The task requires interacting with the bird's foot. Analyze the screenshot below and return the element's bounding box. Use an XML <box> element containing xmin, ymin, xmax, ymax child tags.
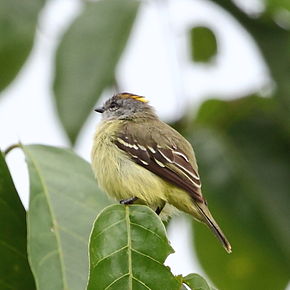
<box><xmin>155</xmin><ymin>202</ymin><xmax>165</xmax><ymax>215</ymax></box>
<box><xmin>120</xmin><ymin>196</ymin><xmax>138</xmax><ymax>205</ymax></box>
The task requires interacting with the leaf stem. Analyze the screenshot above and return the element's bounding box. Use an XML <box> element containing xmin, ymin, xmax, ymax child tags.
<box><xmin>4</xmin><ymin>143</ymin><xmax>21</xmax><ymax>156</ymax></box>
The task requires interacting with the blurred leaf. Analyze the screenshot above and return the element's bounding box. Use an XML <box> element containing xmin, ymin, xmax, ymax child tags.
<box><xmin>182</xmin><ymin>273</ymin><xmax>214</xmax><ymax>290</ymax></box>
<box><xmin>53</xmin><ymin>0</ymin><xmax>140</xmax><ymax>144</ymax></box>
<box><xmin>190</xmin><ymin>26</ymin><xmax>218</xmax><ymax>63</ymax></box>
<box><xmin>0</xmin><ymin>0</ymin><xmax>43</xmax><ymax>92</ymax></box>
<box><xmin>211</xmin><ymin>0</ymin><xmax>290</xmax><ymax>116</ymax></box>
<box><xmin>187</xmin><ymin>96</ymin><xmax>290</xmax><ymax>290</ymax></box>
<box><xmin>244</xmin><ymin>20</ymin><xmax>290</xmax><ymax>115</ymax></box>
<box><xmin>22</xmin><ymin>145</ymin><xmax>110</xmax><ymax>290</ymax></box>
<box><xmin>87</xmin><ymin>204</ymin><xmax>181</xmax><ymax>290</ymax></box>
<box><xmin>0</xmin><ymin>151</ymin><xmax>35</xmax><ymax>289</ymax></box>
<box><xmin>263</xmin><ymin>0</ymin><xmax>290</xmax><ymax>14</ymax></box>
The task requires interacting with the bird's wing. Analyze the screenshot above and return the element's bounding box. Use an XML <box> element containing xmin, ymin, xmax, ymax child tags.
<box><xmin>114</xmin><ymin>122</ymin><xmax>205</xmax><ymax>203</ymax></box>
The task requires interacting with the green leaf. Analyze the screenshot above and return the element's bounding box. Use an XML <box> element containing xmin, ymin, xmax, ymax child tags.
<box><xmin>22</xmin><ymin>145</ymin><xmax>111</xmax><ymax>290</ymax></box>
<box><xmin>87</xmin><ymin>204</ymin><xmax>181</xmax><ymax>290</ymax></box>
<box><xmin>0</xmin><ymin>151</ymin><xmax>35</xmax><ymax>289</ymax></box>
<box><xmin>211</xmin><ymin>0</ymin><xmax>290</xmax><ymax>117</ymax></box>
<box><xmin>53</xmin><ymin>0</ymin><xmax>140</xmax><ymax>144</ymax></box>
<box><xmin>243</xmin><ymin>20</ymin><xmax>290</xmax><ymax>116</ymax></box>
<box><xmin>182</xmin><ymin>273</ymin><xmax>214</xmax><ymax>290</ymax></box>
<box><xmin>0</xmin><ymin>0</ymin><xmax>43</xmax><ymax>92</ymax></box>
<box><xmin>263</xmin><ymin>0</ymin><xmax>290</xmax><ymax>15</ymax></box>
<box><xmin>190</xmin><ymin>26</ymin><xmax>218</xmax><ymax>63</ymax></box>
<box><xmin>188</xmin><ymin>96</ymin><xmax>290</xmax><ymax>290</ymax></box>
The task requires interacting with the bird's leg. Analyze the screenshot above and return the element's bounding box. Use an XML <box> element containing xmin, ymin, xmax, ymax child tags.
<box><xmin>155</xmin><ymin>201</ymin><xmax>165</xmax><ymax>215</ymax></box>
<box><xmin>120</xmin><ymin>196</ymin><xmax>138</xmax><ymax>205</ymax></box>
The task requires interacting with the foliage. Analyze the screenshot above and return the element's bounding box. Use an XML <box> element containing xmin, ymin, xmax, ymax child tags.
<box><xmin>0</xmin><ymin>0</ymin><xmax>289</xmax><ymax>289</ymax></box>
<box><xmin>0</xmin><ymin>147</ymin><xmax>213</xmax><ymax>289</ymax></box>
<box><xmin>23</xmin><ymin>145</ymin><xmax>110</xmax><ymax>290</ymax></box>
<box><xmin>190</xmin><ymin>26</ymin><xmax>217</xmax><ymax>63</ymax></box>
<box><xmin>53</xmin><ymin>0</ymin><xmax>140</xmax><ymax>143</ymax></box>
<box><xmin>0</xmin><ymin>0</ymin><xmax>43</xmax><ymax>92</ymax></box>
<box><xmin>189</xmin><ymin>97</ymin><xmax>290</xmax><ymax>289</ymax></box>
<box><xmin>0</xmin><ymin>152</ymin><xmax>35</xmax><ymax>289</ymax></box>
<box><xmin>87</xmin><ymin>204</ymin><xmax>181</xmax><ymax>290</ymax></box>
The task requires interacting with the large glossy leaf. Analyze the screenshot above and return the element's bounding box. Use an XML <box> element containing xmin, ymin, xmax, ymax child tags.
<box><xmin>87</xmin><ymin>204</ymin><xmax>181</xmax><ymax>290</ymax></box>
<box><xmin>0</xmin><ymin>0</ymin><xmax>43</xmax><ymax>92</ymax></box>
<box><xmin>22</xmin><ymin>145</ymin><xmax>110</xmax><ymax>290</ymax></box>
<box><xmin>0</xmin><ymin>151</ymin><xmax>35</xmax><ymax>289</ymax></box>
<box><xmin>53</xmin><ymin>0</ymin><xmax>140</xmax><ymax>144</ymax></box>
<box><xmin>187</xmin><ymin>96</ymin><xmax>290</xmax><ymax>290</ymax></box>
<box><xmin>190</xmin><ymin>26</ymin><xmax>217</xmax><ymax>63</ymax></box>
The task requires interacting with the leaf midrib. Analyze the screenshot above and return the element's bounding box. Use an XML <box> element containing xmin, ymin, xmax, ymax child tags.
<box><xmin>25</xmin><ymin>148</ymin><xmax>68</xmax><ymax>290</ymax></box>
<box><xmin>125</xmin><ymin>206</ymin><xmax>133</xmax><ymax>290</ymax></box>
<box><xmin>99</xmin><ymin>210</ymin><xmax>163</xmax><ymax>290</ymax></box>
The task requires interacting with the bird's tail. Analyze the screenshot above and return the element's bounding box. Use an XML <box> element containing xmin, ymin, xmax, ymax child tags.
<box><xmin>196</xmin><ymin>203</ymin><xmax>232</xmax><ymax>253</ymax></box>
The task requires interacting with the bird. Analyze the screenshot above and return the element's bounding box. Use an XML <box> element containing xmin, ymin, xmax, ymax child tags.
<box><xmin>91</xmin><ymin>92</ymin><xmax>231</xmax><ymax>253</ymax></box>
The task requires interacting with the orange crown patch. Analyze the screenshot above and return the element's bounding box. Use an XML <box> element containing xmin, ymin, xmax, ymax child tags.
<box><xmin>118</xmin><ymin>92</ymin><xmax>149</xmax><ymax>103</ymax></box>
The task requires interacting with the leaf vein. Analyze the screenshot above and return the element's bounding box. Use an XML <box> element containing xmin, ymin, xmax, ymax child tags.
<box><xmin>38</xmin><ymin>250</ymin><xmax>58</xmax><ymax>267</ymax></box>
<box><xmin>24</xmin><ymin>148</ymin><xmax>68</xmax><ymax>289</ymax></box>
<box><xmin>93</xmin><ymin>245</ymin><xmax>128</xmax><ymax>268</ymax></box>
<box><xmin>0</xmin><ymin>240</ymin><xmax>27</xmax><ymax>259</ymax></box>
<box><xmin>132</xmin><ymin>248</ymin><xmax>163</xmax><ymax>266</ymax></box>
<box><xmin>58</xmin><ymin>225</ymin><xmax>87</xmax><ymax>244</ymax></box>
<box><xmin>93</xmin><ymin>219</ymin><xmax>125</xmax><ymax>239</ymax></box>
<box><xmin>126</xmin><ymin>207</ymin><xmax>133</xmax><ymax>290</ymax></box>
<box><xmin>132</xmin><ymin>277</ymin><xmax>151</xmax><ymax>289</ymax></box>
<box><xmin>57</xmin><ymin>192</ymin><xmax>97</xmax><ymax>213</ymax></box>
<box><xmin>130</xmin><ymin>221</ymin><xmax>166</xmax><ymax>242</ymax></box>
<box><xmin>104</xmin><ymin>273</ymin><xmax>129</xmax><ymax>290</ymax></box>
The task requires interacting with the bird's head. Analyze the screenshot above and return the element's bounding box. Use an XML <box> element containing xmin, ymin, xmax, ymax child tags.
<box><xmin>95</xmin><ymin>93</ymin><xmax>157</xmax><ymax>121</ymax></box>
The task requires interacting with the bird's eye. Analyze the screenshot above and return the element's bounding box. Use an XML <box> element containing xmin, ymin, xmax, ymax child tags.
<box><xmin>109</xmin><ymin>102</ymin><xmax>119</xmax><ymax>111</ymax></box>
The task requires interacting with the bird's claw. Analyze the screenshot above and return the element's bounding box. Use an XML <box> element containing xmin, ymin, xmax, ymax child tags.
<box><xmin>120</xmin><ymin>196</ymin><xmax>138</xmax><ymax>205</ymax></box>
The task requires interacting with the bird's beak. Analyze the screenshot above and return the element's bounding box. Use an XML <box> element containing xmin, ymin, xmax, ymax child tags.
<box><xmin>95</xmin><ymin>107</ymin><xmax>104</xmax><ymax>113</ymax></box>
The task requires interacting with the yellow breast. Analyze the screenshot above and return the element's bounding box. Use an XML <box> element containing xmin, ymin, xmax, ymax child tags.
<box><xmin>91</xmin><ymin>120</ymin><xmax>167</xmax><ymax>204</ymax></box>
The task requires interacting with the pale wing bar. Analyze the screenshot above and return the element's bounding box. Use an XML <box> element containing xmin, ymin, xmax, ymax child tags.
<box><xmin>157</xmin><ymin>147</ymin><xmax>201</xmax><ymax>187</ymax></box>
<box><xmin>114</xmin><ymin>136</ymin><xmax>204</xmax><ymax>203</ymax></box>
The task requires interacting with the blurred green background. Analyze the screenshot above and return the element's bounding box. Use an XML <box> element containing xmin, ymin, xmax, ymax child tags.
<box><xmin>0</xmin><ymin>0</ymin><xmax>289</xmax><ymax>289</ymax></box>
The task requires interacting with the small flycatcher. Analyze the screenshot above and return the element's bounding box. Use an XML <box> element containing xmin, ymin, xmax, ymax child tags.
<box><xmin>91</xmin><ymin>92</ymin><xmax>231</xmax><ymax>253</ymax></box>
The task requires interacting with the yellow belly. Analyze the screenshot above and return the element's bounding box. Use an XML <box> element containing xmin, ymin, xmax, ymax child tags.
<box><xmin>91</xmin><ymin>121</ymin><xmax>167</xmax><ymax>206</ymax></box>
